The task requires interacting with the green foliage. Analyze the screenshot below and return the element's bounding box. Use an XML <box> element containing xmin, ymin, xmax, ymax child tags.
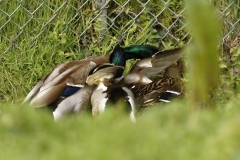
<box><xmin>212</xmin><ymin>0</ymin><xmax>240</xmax><ymax>38</ymax></box>
<box><xmin>107</xmin><ymin>0</ymin><xmax>187</xmax><ymax>47</ymax></box>
<box><xmin>1</xmin><ymin>101</ymin><xmax>240</xmax><ymax>160</ymax></box>
<box><xmin>0</xmin><ymin>35</ymin><xmax>84</xmax><ymax>103</ymax></box>
<box><xmin>185</xmin><ymin>0</ymin><xmax>221</xmax><ymax>109</ymax></box>
<box><xmin>218</xmin><ymin>46</ymin><xmax>240</xmax><ymax>101</ymax></box>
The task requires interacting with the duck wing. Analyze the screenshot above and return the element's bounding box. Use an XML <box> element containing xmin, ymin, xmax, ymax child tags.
<box><xmin>23</xmin><ymin>54</ymin><xmax>110</xmax><ymax>107</ymax></box>
<box><xmin>53</xmin><ymin>85</ymin><xmax>94</xmax><ymax>121</ymax></box>
<box><xmin>130</xmin><ymin>47</ymin><xmax>183</xmax><ymax>78</ymax></box>
<box><xmin>66</xmin><ymin>54</ymin><xmax>110</xmax><ymax>86</ymax></box>
<box><xmin>29</xmin><ymin>64</ymin><xmax>85</xmax><ymax>108</ymax></box>
<box><xmin>86</xmin><ymin>63</ymin><xmax>124</xmax><ymax>86</ymax></box>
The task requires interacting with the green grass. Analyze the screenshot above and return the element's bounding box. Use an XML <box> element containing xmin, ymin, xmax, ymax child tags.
<box><xmin>1</xmin><ymin>100</ymin><xmax>240</xmax><ymax>160</ymax></box>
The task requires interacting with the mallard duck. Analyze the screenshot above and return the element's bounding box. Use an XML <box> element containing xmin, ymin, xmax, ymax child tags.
<box><xmin>22</xmin><ymin>45</ymin><xmax>160</xmax><ymax>119</ymax></box>
<box><xmin>117</xmin><ymin>47</ymin><xmax>183</xmax><ymax>86</ymax></box>
<box><xmin>22</xmin><ymin>58</ymin><xmax>105</xmax><ymax>107</ymax></box>
<box><xmin>131</xmin><ymin>59</ymin><xmax>185</xmax><ymax>109</ymax></box>
<box><xmin>86</xmin><ymin>63</ymin><xmax>136</xmax><ymax>122</ymax></box>
<box><xmin>84</xmin><ymin>47</ymin><xmax>183</xmax><ymax>120</ymax></box>
<box><xmin>22</xmin><ymin>45</ymin><xmax>158</xmax><ymax>105</ymax></box>
<box><xmin>83</xmin><ymin>47</ymin><xmax>184</xmax><ymax>120</ymax></box>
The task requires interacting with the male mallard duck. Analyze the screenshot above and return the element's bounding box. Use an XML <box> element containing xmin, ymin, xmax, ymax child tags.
<box><xmin>131</xmin><ymin>59</ymin><xmax>185</xmax><ymax>109</ymax></box>
<box><xmin>22</xmin><ymin>45</ymin><xmax>160</xmax><ymax>119</ymax></box>
<box><xmin>86</xmin><ymin>63</ymin><xmax>136</xmax><ymax>122</ymax></box>
<box><xmin>84</xmin><ymin>47</ymin><xmax>183</xmax><ymax>120</ymax></box>
<box><xmin>22</xmin><ymin>45</ymin><xmax>158</xmax><ymax>105</ymax></box>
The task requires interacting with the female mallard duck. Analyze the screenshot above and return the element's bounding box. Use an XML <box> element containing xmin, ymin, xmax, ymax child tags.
<box><xmin>22</xmin><ymin>45</ymin><xmax>160</xmax><ymax>119</ymax></box>
<box><xmin>86</xmin><ymin>63</ymin><xmax>136</xmax><ymax>122</ymax></box>
<box><xmin>131</xmin><ymin>59</ymin><xmax>185</xmax><ymax>109</ymax></box>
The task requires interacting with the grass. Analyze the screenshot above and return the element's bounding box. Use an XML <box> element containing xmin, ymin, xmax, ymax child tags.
<box><xmin>0</xmin><ymin>0</ymin><xmax>240</xmax><ymax>159</ymax></box>
<box><xmin>1</xmin><ymin>100</ymin><xmax>240</xmax><ymax>160</ymax></box>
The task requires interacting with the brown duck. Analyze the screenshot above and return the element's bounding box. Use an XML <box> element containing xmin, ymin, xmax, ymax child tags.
<box><xmin>131</xmin><ymin>59</ymin><xmax>185</xmax><ymax>109</ymax></box>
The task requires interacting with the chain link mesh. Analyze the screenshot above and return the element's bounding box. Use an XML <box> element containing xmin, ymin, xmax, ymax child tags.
<box><xmin>0</xmin><ymin>0</ymin><xmax>239</xmax><ymax>54</ymax></box>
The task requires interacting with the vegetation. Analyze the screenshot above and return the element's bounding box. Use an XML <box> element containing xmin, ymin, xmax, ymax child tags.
<box><xmin>0</xmin><ymin>0</ymin><xmax>239</xmax><ymax>159</ymax></box>
<box><xmin>1</xmin><ymin>100</ymin><xmax>240</xmax><ymax>160</ymax></box>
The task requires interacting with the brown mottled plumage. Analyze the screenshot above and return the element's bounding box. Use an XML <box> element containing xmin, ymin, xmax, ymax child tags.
<box><xmin>131</xmin><ymin>59</ymin><xmax>185</xmax><ymax>109</ymax></box>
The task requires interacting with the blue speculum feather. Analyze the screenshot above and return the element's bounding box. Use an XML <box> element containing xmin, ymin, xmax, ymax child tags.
<box><xmin>60</xmin><ymin>86</ymin><xmax>81</xmax><ymax>97</ymax></box>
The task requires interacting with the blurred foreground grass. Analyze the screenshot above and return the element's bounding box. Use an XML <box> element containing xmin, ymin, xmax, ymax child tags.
<box><xmin>1</xmin><ymin>100</ymin><xmax>240</xmax><ymax>160</ymax></box>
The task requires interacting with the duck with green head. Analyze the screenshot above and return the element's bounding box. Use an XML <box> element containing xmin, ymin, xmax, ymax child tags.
<box><xmin>84</xmin><ymin>47</ymin><xmax>184</xmax><ymax>121</ymax></box>
<box><xmin>22</xmin><ymin>44</ymin><xmax>159</xmax><ymax>120</ymax></box>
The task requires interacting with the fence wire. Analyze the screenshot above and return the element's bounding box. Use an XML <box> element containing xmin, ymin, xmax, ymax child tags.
<box><xmin>0</xmin><ymin>0</ymin><xmax>239</xmax><ymax>54</ymax></box>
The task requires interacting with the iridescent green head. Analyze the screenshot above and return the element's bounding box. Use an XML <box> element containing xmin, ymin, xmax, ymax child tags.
<box><xmin>110</xmin><ymin>46</ymin><xmax>126</xmax><ymax>67</ymax></box>
<box><xmin>109</xmin><ymin>46</ymin><xmax>126</xmax><ymax>78</ymax></box>
<box><xmin>109</xmin><ymin>44</ymin><xmax>160</xmax><ymax>78</ymax></box>
<box><xmin>123</xmin><ymin>45</ymin><xmax>159</xmax><ymax>60</ymax></box>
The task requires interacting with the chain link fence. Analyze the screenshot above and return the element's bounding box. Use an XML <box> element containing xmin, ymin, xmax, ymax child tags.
<box><xmin>0</xmin><ymin>0</ymin><xmax>239</xmax><ymax>54</ymax></box>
